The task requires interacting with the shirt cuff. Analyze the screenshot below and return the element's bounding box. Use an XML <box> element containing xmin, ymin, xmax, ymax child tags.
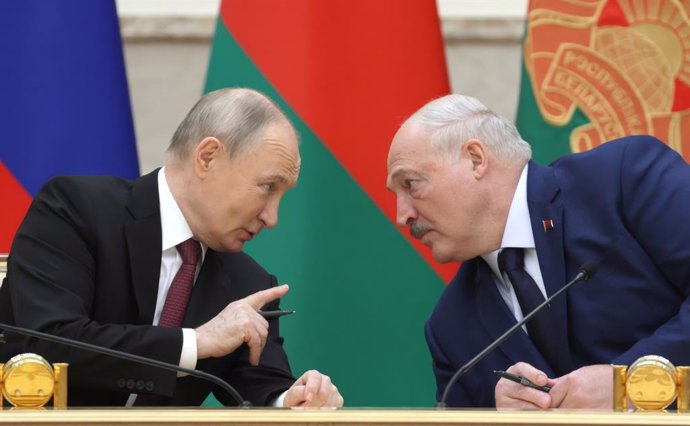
<box><xmin>178</xmin><ymin>328</ymin><xmax>198</xmax><ymax>377</ymax></box>
<box><xmin>271</xmin><ymin>390</ymin><xmax>288</xmax><ymax>407</ymax></box>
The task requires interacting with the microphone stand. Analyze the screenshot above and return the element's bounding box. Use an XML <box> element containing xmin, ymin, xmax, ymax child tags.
<box><xmin>0</xmin><ymin>322</ymin><xmax>251</xmax><ymax>407</ymax></box>
<box><xmin>437</xmin><ymin>263</ymin><xmax>597</xmax><ymax>407</ymax></box>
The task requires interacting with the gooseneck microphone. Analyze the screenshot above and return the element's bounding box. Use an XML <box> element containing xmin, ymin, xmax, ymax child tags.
<box><xmin>437</xmin><ymin>262</ymin><xmax>598</xmax><ymax>408</ymax></box>
<box><xmin>0</xmin><ymin>322</ymin><xmax>251</xmax><ymax>407</ymax></box>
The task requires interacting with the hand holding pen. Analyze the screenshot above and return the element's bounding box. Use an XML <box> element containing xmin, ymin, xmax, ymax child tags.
<box><xmin>494</xmin><ymin>370</ymin><xmax>551</xmax><ymax>392</ymax></box>
<box><xmin>196</xmin><ymin>285</ymin><xmax>294</xmax><ymax>364</ymax></box>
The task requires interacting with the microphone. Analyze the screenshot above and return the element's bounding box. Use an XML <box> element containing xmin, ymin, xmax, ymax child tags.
<box><xmin>436</xmin><ymin>262</ymin><xmax>598</xmax><ymax>408</ymax></box>
<box><xmin>0</xmin><ymin>322</ymin><xmax>251</xmax><ymax>407</ymax></box>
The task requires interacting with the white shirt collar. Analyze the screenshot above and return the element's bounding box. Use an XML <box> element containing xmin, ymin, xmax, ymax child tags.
<box><xmin>157</xmin><ymin>167</ymin><xmax>196</xmax><ymax>252</ymax></box>
<box><xmin>500</xmin><ymin>164</ymin><xmax>534</xmax><ymax>250</ymax></box>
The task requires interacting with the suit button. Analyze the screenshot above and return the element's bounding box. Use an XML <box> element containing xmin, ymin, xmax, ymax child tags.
<box><xmin>145</xmin><ymin>381</ymin><xmax>155</xmax><ymax>392</ymax></box>
<box><xmin>126</xmin><ymin>379</ymin><xmax>135</xmax><ymax>390</ymax></box>
<box><xmin>136</xmin><ymin>380</ymin><xmax>145</xmax><ymax>391</ymax></box>
<box><xmin>116</xmin><ymin>378</ymin><xmax>126</xmax><ymax>388</ymax></box>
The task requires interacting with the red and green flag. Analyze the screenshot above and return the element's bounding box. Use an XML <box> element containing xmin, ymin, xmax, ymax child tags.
<box><xmin>517</xmin><ymin>0</ymin><xmax>690</xmax><ymax>163</ymax></box>
<box><xmin>205</xmin><ymin>0</ymin><xmax>452</xmax><ymax>406</ymax></box>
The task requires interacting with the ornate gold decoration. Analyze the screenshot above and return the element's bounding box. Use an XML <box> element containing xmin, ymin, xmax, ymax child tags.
<box><xmin>1</xmin><ymin>353</ymin><xmax>68</xmax><ymax>408</ymax></box>
<box><xmin>613</xmin><ymin>355</ymin><xmax>690</xmax><ymax>411</ymax></box>
<box><xmin>524</xmin><ymin>0</ymin><xmax>690</xmax><ymax>160</ymax></box>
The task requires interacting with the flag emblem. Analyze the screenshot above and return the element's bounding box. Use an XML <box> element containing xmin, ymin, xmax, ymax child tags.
<box><xmin>521</xmin><ymin>0</ymin><xmax>690</xmax><ymax>162</ymax></box>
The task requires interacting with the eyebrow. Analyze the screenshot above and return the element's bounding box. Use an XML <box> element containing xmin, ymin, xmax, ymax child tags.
<box><xmin>264</xmin><ymin>173</ymin><xmax>299</xmax><ymax>189</ymax></box>
<box><xmin>386</xmin><ymin>168</ymin><xmax>412</xmax><ymax>190</ymax></box>
<box><xmin>389</xmin><ymin>169</ymin><xmax>408</xmax><ymax>181</ymax></box>
<box><xmin>265</xmin><ymin>174</ymin><xmax>290</xmax><ymax>183</ymax></box>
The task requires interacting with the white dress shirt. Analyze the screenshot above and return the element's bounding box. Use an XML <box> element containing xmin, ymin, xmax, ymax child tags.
<box><xmin>480</xmin><ymin>164</ymin><xmax>547</xmax><ymax>331</ymax></box>
<box><xmin>127</xmin><ymin>168</ymin><xmax>203</xmax><ymax>406</ymax></box>
<box><xmin>156</xmin><ymin>167</ymin><xmax>204</xmax><ymax>368</ymax></box>
<box><xmin>130</xmin><ymin>168</ymin><xmax>287</xmax><ymax>407</ymax></box>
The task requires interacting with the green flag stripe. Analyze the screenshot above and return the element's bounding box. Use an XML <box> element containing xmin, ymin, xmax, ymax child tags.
<box><xmin>205</xmin><ymin>18</ymin><xmax>443</xmax><ymax>406</ymax></box>
<box><xmin>516</xmin><ymin>61</ymin><xmax>590</xmax><ymax>164</ymax></box>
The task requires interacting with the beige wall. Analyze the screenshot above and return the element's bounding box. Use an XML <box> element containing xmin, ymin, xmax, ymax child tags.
<box><xmin>122</xmin><ymin>16</ymin><xmax>525</xmax><ymax>174</ymax></box>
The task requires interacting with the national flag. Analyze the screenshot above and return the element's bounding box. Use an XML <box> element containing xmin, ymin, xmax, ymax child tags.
<box><xmin>205</xmin><ymin>0</ymin><xmax>451</xmax><ymax>406</ymax></box>
<box><xmin>517</xmin><ymin>0</ymin><xmax>690</xmax><ymax>163</ymax></box>
<box><xmin>0</xmin><ymin>0</ymin><xmax>139</xmax><ymax>252</ymax></box>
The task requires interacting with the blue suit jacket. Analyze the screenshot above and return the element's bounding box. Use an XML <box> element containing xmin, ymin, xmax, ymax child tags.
<box><xmin>426</xmin><ymin>135</ymin><xmax>690</xmax><ymax>407</ymax></box>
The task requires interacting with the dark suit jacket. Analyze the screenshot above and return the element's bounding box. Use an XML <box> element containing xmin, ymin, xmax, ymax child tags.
<box><xmin>0</xmin><ymin>170</ymin><xmax>295</xmax><ymax>406</ymax></box>
<box><xmin>426</xmin><ymin>136</ymin><xmax>690</xmax><ymax>407</ymax></box>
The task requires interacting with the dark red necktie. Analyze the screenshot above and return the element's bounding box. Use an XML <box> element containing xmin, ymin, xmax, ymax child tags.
<box><xmin>158</xmin><ymin>238</ymin><xmax>201</xmax><ymax>327</ymax></box>
<box><xmin>135</xmin><ymin>238</ymin><xmax>200</xmax><ymax>406</ymax></box>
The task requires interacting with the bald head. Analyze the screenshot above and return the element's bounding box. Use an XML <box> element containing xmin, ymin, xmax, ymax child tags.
<box><xmin>166</xmin><ymin>88</ymin><xmax>296</xmax><ymax>164</ymax></box>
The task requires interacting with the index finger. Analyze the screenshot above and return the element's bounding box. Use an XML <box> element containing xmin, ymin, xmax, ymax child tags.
<box><xmin>547</xmin><ymin>378</ymin><xmax>568</xmax><ymax>408</ymax></box>
<box><xmin>302</xmin><ymin>371</ymin><xmax>323</xmax><ymax>404</ymax></box>
<box><xmin>244</xmin><ymin>284</ymin><xmax>290</xmax><ymax>309</ymax></box>
<box><xmin>508</xmin><ymin>362</ymin><xmax>549</xmax><ymax>387</ymax></box>
<box><xmin>496</xmin><ymin>376</ymin><xmax>551</xmax><ymax>410</ymax></box>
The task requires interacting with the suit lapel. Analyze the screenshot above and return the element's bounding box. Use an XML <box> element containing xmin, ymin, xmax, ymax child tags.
<box><xmin>526</xmin><ymin>162</ymin><xmax>571</xmax><ymax>374</ymax></box>
<box><xmin>124</xmin><ymin>170</ymin><xmax>163</xmax><ymax>325</ymax></box>
<box><xmin>474</xmin><ymin>259</ymin><xmax>554</xmax><ymax>375</ymax></box>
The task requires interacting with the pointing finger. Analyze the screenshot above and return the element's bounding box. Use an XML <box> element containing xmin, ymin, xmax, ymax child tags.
<box><xmin>244</xmin><ymin>284</ymin><xmax>289</xmax><ymax>309</ymax></box>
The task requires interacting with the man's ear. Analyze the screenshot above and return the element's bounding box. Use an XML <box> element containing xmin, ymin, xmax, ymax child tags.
<box><xmin>194</xmin><ymin>137</ymin><xmax>223</xmax><ymax>177</ymax></box>
<box><xmin>463</xmin><ymin>139</ymin><xmax>488</xmax><ymax>179</ymax></box>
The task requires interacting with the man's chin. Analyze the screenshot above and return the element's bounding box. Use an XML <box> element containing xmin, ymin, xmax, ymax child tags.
<box><xmin>430</xmin><ymin>246</ymin><xmax>461</xmax><ymax>264</ymax></box>
<box><xmin>215</xmin><ymin>239</ymin><xmax>245</xmax><ymax>253</ymax></box>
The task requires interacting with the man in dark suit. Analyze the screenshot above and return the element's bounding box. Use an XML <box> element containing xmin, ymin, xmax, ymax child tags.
<box><xmin>386</xmin><ymin>94</ymin><xmax>690</xmax><ymax>409</ymax></box>
<box><xmin>0</xmin><ymin>88</ymin><xmax>343</xmax><ymax>407</ymax></box>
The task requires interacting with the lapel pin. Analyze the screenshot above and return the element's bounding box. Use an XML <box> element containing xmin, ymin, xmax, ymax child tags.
<box><xmin>542</xmin><ymin>219</ymin><xmax>555</xmax><ymax>232</ymax></box>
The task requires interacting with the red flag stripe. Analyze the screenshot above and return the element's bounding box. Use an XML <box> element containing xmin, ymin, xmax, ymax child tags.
<box><xmin>1</xmin><ymin>161</ymin><xmax>32</xmax><ymax>252</ymax></box>
<box><xmin>221</xmin><ymin>0</ymin><xmax>458</xmax><ymax>281</ymax></box>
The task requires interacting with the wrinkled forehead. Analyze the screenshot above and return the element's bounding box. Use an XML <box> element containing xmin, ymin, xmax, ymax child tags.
<box><xmin>271</xmin><ymin>137</ymin><xmax>301</xmax><ymax>181</ymax></box>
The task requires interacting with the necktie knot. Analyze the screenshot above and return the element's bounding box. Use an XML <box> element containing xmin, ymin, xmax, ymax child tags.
<box><xmin>498</xmin><ymin>247</ymin><xmax>524</xmax><ymax>274</ymax></box>
<box><xmin>176</xmin><ymin>238</ymin><xmax>200</xmax><ymax>266</ymax></box>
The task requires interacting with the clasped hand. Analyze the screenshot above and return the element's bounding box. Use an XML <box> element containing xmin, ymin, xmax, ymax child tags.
<box><xmin>284</xmin><ymin>370</ymin><xmax>344</xmax><ymax>407</ymax></box>
<box><xmin>495</xmin><ymin>362</ymin><xmax>612</xmax><ymax>409</ymax></box>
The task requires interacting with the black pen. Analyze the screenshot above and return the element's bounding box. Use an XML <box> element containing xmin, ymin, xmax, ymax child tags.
<box><xmin>493</xmin><ymin>370</ymin><xmax>551</xmax><ymax>393</ymax></box>
<box><xmin>259</xmin><ymin>310</ymin><xmax>295</xmax><ymax>319</ymax></box>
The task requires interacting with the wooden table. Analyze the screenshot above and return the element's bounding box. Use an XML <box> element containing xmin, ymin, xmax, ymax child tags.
<box><xmin>1</xmin><ymin>408</ymin><xmax>689</xmax><ymax>426</ymax></box>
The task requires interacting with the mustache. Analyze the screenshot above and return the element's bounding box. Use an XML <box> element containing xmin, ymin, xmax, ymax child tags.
<box><xmin>410</xmin><ymin>221</ymin><xmax>432</xmax><ymax>239</ymax></box>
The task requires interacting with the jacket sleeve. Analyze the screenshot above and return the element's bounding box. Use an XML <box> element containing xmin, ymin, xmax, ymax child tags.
<box><xmin>610</xmin><ymin>136</ymin><xmax>690</xmax><ymax>365</ymax></box>
<box><xmin>425</xmin><ymin>319</ymin><xmax>474</xmax><ymax>407</ymax></box>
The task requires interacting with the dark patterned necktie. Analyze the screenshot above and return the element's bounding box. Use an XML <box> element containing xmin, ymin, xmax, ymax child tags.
<box><xmin>134</xmin><ymin>238</ymin><xmax>200</xmax><ymax>406</ymax></box>
<box><xmin>158</xmin><ymin>238</ymin><xmax>201</xmax><ymax>327</ymax></box>
<box><xmin>498</xmin><ymin>247</ymin><xmax>560</xmax><ymax>370</ymax></box>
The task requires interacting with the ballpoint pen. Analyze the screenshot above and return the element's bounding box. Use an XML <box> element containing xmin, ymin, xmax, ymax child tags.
<box><xmin>494</xmin><ymin>370</ymin><xmax>551</xmax><ymax>392</ymax></box>
<box><xmin>259</xmin><ymin>310</ymin><xmax>295</xmax><ymax>319</ymax></box>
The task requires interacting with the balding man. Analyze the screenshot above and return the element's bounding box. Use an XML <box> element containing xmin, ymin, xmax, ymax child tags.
<box><xmin>0</xmin><ymin>88</ymin><xmax>343</xmax><ymax>408</ymax></box>
<box><xmin>387</xmin><ymin>94</ymin><xmax>690</xmax><ymax>409</ymax></box>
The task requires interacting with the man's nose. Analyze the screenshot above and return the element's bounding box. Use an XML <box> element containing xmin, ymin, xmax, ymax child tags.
<box><xmin>260</xmin><ymin>200</ymin><xmax>279</xmax><ymax>229</ymax></box>
<box><xmin>396</xmin><ymin>196</ymin><xmax>416</xmax><ymax>227</ymax></box>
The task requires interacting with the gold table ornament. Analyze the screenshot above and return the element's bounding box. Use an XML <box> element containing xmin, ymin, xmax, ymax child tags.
<box><xmin>613</xmin><ymin>355</ymin><xmax>690</xmax><ymax>411</ymax></box>
<box><xmin>0</xmin><ymin>353</ymin><xmax>68</xmax><ymax>408</ymax></box>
